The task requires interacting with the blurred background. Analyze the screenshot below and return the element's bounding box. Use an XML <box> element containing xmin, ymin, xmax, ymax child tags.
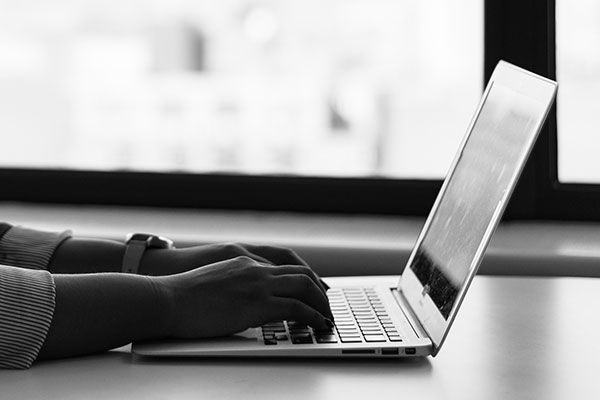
<box><xmin>0</xmin><ymin>0</ymin><xmax>482</xmax><ymax>179</ymax></box>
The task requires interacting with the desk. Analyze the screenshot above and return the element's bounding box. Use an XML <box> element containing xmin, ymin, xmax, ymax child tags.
<box><xmin>2</xmin><ymin>276</ymin><xmax>599</xmax><ymax>400</ymax></box>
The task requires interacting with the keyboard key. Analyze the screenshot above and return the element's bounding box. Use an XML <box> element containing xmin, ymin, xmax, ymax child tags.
<box><xmin>358</xmin><ymin>319</ymin><xmax>379</xmax><ymax>326</ymax></box>
<box><xmin>388</xmin><ymin>336</ymin><xmax>403</xmax><ymax>342</ymax></box>
<box><xmin>289</xmin><ymin>329</ymin><xmax>310</xmax><ymax>335</ymax></box>
<box><xmin>358</xmin><ymin>323</ymin><xmax>380</xmax><ymax>328</ymax></box>
<box><xmin>356</xmin><ymin>317</ymin><xmax>377</xmax><ymax>322</ymax></box>
<box><xmin>264</xmin><ymin>338</ymin><xmax>278</xmax><ymax>345</ymax></box>
<box><xmin>338</xmin><ymin>333</ymin><xmax>360</xmax><ymax>339</ymax></box>
<box><xmin>316</xmin><ymin>335</ymin><xmax>338</xmax><ymax>344</ymax></box>
<box><xmin>338</xmin><ymin>329</ymin><xmax>360</xmax><ymax>334</ymax></box>
<box><xmin>314</xmin><ymin>327</ymin><xmax>334</xmax><ymax>334</ymax></box>
<box><xmin>333</xmin><ymin>312</ymin><xmax>352</xmax><ymax>318</ymax></box>
<box><xmin>339</xmin><ymin>335</ymin><xmax>361</xmax><ymax>341</ymax></box>
<box><xmin>335</xmin><ymin>322</ymin><xmax>357</xmax><ymax>327</ymax></box>
<box><xmin>361</xmin><ymin>327</ymin><xmax>383</xmax><ymax>333</ymax></box>
<box><xmin>353</xmin><ymin>313</ymin><xmax>376</xmax><ymax>318</ymax></box>
<box><xmin>337</xmin><ymin>328</ymin><xmax>359</xmax><ymax>334</ymax></box>
<box><xmin>352</xmin><ymin>308</ymin><xmax>374</xmax><ymax>312</ymax></box>
<box><xmin>263</xmin><ymin>328</ymin><xmax>286</xmax><ymax>334</ymax></box>
<box><xmin>364</xmin><ymin>334</ymin><xmax>387</xmax><ymax>342</ymax></box>
<box><xmin>340</xmin><ymin>336</ymin><xmax>362</xmax><ymax>343</ymax></box>
<box><xmin>291</xmin><ymin>334</ymin><xmax>313</xmax><ymax>344</ymax></box>
<box><xmin>275</xmin><ymin>334</ymin><xmax>289</xmax><ymax>341</ymax></box>
<box><xmin>337</xmin><ymin>325</ymin><xmax>358</xmax><ymax>330</ymax></box>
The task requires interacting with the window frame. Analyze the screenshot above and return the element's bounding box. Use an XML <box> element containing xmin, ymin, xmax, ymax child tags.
<box><xmin>0</xmin><ymin>168</ymin><xmax>442</xmax><ymax>215</ymax></box>
<box><xmin>541</xmin><ymin>0</ymin><xmax>600</xmax><ymax>220</ymax></box>
<box><xmin>487</xmin><ymin>0</ymin><xmax>600</xmax><ymax>221</ymax></box>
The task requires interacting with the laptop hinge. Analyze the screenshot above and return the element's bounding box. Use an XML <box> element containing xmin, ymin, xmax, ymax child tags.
<box><xmin>391</xmin><ymin>287</ymin><xmax>430</xmax><ymax>341</ymax></box>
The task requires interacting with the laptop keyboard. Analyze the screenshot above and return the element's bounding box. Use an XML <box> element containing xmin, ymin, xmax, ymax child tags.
<box><xmin>260</xmin><ymin>287</ymin><xmax>403</xmax><ymax>345</ymax></box>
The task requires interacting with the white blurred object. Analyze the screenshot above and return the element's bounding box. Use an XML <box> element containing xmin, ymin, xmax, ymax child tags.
<box><xmin>0</xmin><ymin>0</ymin><xmax>482</xmax><ymax>179</ymax></box>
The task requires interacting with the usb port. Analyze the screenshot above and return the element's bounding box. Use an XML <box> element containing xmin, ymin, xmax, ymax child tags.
<box><xmin>405</xmin><ymin>348</ymin><xmax>416</xmax><ymax>355</ymax></box>
<box><xmin>382</xmin><ymin>348</ymin><xmax>399</xmax><ymax>355</ymax></box>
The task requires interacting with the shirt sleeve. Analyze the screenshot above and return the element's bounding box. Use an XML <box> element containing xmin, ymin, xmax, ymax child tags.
<box><xmin>0</xmin><ymin>224</ymin><xmax>72</xmax><ymax>270</ymax></box>
<box><xmin>0</xmin><ymin>264</ymin><xmax>55</xmax><ymax>369</ymax></box>
<box><xmin>0</xmin><ymin>223</ymin><xmax>71</xmax><ymax>369</ymax></box>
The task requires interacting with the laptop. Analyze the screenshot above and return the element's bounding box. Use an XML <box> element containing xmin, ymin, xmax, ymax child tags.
<box><xmin>133</xmin><ymin>61</ymin><xmax>557</xmax><ymax>358</ymax></box>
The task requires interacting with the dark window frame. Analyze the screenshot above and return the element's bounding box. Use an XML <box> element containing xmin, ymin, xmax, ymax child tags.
<box><xmin>0</xmin><ymin>168</ymin><xmax>441</xmax><ymax>215</ymax></box>
<box><xmin>2</xmin><ymin>0</ymin><xmax>595</xmax><ymax>220</ymax></box>
<box><xmin>487</xmin><ymin>0</ymin><xmax>600</xmax><ymax>221</ymax></box>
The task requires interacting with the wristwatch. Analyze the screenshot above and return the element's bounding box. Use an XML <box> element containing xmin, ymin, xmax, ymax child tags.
<box><xmin>122</xmin><ymin>233</ymin><xmax>174</xmax><ymax>274</ymax></box>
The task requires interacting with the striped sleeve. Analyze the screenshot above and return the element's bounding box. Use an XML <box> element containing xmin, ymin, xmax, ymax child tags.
<box><xmin>0</xmin><ymin>265</ymin><xmax>55</xmax><ymax>369</ymax></box>
<box><xmin>0</xmin><ymin>225</ymin><xmax>72</xmax><ymax>270</ymax></box>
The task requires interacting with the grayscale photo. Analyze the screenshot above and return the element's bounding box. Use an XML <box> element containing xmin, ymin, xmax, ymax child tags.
<box><xmin>0</xmin><ymin>1</ymin><xmax>598</xmax><ymax>400</ymax></box>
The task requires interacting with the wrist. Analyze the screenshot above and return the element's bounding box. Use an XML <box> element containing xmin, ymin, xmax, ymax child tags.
<box><xmin>146</xmin><ymin>275</ymin><xmax>176</xmax><ymax>338</ymax></box>
<box><xmin>139</xmin><ymin>247</ymin><xmax>184</xmax><ymax>276</ymax></box>
<box><xmin>139</xmin><ymin>248</ymin><xmax>167</xmax><ymax>276</ymax></box>
<box><xmin>123</xmin><ymin>233</ymin><xmax>176</xmax><ymax>276</ymax></box>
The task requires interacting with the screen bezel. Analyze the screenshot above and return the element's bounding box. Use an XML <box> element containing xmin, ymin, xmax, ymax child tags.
<box><xmin>398</xmin><ymin>61</ymin><xmax>558</xmax><ymax>355</ymax></box>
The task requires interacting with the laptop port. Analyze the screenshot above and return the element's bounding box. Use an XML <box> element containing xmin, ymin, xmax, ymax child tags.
<box><xmin>382</xmin><ymin>348</ymin><xmax>399</xmax><ymax>355</ymax></box>
<box><xmin>405</xmin><ymin>348</ymin><xmax>416</xmax><ymax>355</ymax></box>
<box><xmin>342</xmin><ymin>349</ymin><xmax>375</xmax><ymax>355</ymax></box>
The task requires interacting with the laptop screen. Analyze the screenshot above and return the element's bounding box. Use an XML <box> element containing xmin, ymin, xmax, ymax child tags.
<box><xmin>408</xmin><ymin>81</ymin><xmax>547</xmax><ymax>320</ymax></box>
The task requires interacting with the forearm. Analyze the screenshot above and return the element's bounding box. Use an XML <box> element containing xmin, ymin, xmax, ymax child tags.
<box><xmin>48</xmin><ymin>237</ymin><xmax>190</xmax><ymax>276</ymax></box>
<box><xmin>38</xmin><ymin>273</ymin><xmax>170</xmax><ymax>360</ymax></box>
<box><xmin>49</xmin><ymin>237</ymin><xmax>126</xmax><ymax>274</ymax></box>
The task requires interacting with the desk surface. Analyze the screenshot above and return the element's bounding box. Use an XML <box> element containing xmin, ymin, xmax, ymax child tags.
<box><xmin>2</xmin><ymin>276</ymin><xmax>599</xmax><ymax>400</ymax></box>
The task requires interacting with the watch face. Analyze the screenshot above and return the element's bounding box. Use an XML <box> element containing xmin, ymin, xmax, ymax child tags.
<box><xmin>126</xmin><ymin>233</ymin><xmax>174</xmax><ymax>249</ymax></box>
<box><xmin>127</xmin><ymin>233</ymin><xmax>153</xmax><ymax>242</ymax></box>
<box><xmin>149</xmin><ymin>235</ymin><xmax>174</xmax><ymax>249</ymax></box>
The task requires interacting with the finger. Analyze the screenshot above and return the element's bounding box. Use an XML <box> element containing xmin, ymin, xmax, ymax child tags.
<box><xmin>271</xmin><ymin>275</ymin><xmax>333</xmax><ymax>320</ymax></box>
<box><xmin>216</xmin><ymin>243</ymin><xmax>272</xmax><ymax>265</ymax></box>
<box><xmin>241</xmin><ymin>244</ymin><xmax>308</xmax><ymax>266</ymax></box>
<box><xmin>271</xmin><ymin>265</ymin><xmax>328</xmax><ymax>296</ymax></box>
<box><xmin>267</xmin><ymin>297</ymin><xmax>332</xmax><ymax>330</ymax></box>
<box><xmin>235</xmin><ymin>249</ymin><xmax>272</xmax><ymax>265</ymax></box>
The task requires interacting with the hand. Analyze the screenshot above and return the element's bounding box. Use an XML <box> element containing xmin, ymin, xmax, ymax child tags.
<box><xmin>141</xmin><ymin>242</ymin><xmax>309</xmax><ymax>276</ymax></box>
<box><xmin>154</xmin><ymin>256</ymin><xmax>334</xmax><ymax>338</ymax></box>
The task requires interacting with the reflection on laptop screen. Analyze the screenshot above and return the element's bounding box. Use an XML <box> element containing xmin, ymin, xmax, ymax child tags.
<box><xmin>409</xmin><ymin>82</ymin><xmax>545</xmax><ymax>319</ymax></box>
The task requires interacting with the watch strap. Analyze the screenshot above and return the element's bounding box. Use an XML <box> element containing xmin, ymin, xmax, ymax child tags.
<box><xmin>122</xmin><ymin>239</ymin><xmax>148</xmax><ymax>274</ymax></box>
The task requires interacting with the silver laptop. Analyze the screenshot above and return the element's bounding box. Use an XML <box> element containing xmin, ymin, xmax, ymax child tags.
<box><xmin>133</xmin><ymin>61</ymin><xmax>557</xmax><ymax>358</ymax></box>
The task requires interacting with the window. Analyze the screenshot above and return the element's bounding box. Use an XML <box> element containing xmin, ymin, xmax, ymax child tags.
<box><xmin>0</xmin><ymin>0</ymin><xmax>481</xmax><ymax>180</ymax></box>
<box><xmin>6</xmin><ymin>0</ymin><xmax>597</xmax><ymax>220</ymax></box>
<box><xmin>556</xmin><ymin>0</ymin><xmax>600</xmax><ymax>184</ymax></box>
